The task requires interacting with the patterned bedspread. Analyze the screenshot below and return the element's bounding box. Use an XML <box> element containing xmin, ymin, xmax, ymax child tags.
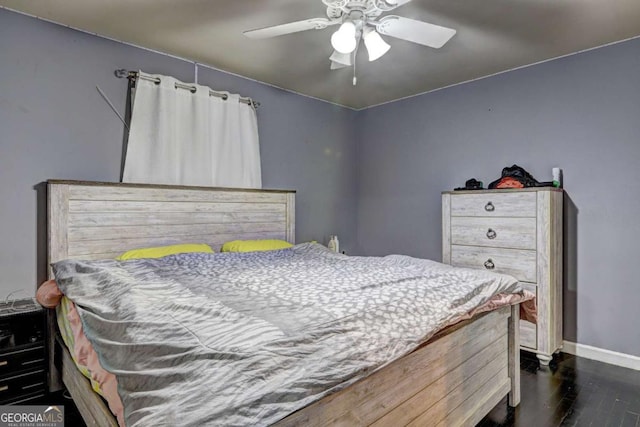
<box><xmin>53</xmin><ymin>243</ymin><xmax>523</xmax><ymax>427</ymax></box>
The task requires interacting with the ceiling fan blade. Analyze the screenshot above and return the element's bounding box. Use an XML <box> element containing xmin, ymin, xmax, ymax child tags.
<box><xmin>379</xmin><ymin>0</ymin><xmax>413</xmax><ymax>10</ymax></box>
<box><xmin>244</xmin><ymin>18</ymin><xmax>339</xmax><ymax>39</ymax></box>
<box><xmin>376</xmin><ymin>15</ymin><xmax>456</xmax><ymax>48</ymax></box>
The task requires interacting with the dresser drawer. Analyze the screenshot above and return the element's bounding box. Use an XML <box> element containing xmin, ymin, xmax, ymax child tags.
<box><xmin>450</xmin><ymin>192</ymin><xmax>537</xmax><ymax>217</ymax></box>
<box><xmin>0</xmin><ymin>369</ymin><xmax>46</xmax><ymax>404</ymax></box>
<box><xmin>519</xmin><ymin>283</ymin><xmax>537</xmax><ymax>350</ymax></box>
<box><xmin>0</xmin><ymin>346</ymin><xmax>45</xmax><ymax>377</ymax></box>
<box><xmin>450</xmin><ymin>245</ymin><xmax>537</xmax><ymax>283</ymax></box>
<box><xmin>450</xmin><ymin>217</ymin><xmax>536</xmax><ymax>250</ymax></box>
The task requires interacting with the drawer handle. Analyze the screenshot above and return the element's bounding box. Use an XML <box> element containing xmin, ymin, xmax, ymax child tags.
<box><xmin>0</xmin><ymin>361</ymin><xmax>7</xmax><ymax>367</ymax></box>
<box><xmin>486</xmin><ymin>228</ymin><xmax>497</xmax><ymax>239</ymax></box>
<box><xmin>484</xmin><ymin>201</ymin><xmax>495</xmax><ymax>212</ymax></box>
<box><xmin>484</xmin><ymin>259</ymin><xmax>495</xmax><ymax>270</ymax></box>
<box><xmin>0</xmin><ymin>385</ymin><xmax>7</xmax><ymax>392</ymax></box>
<box><xmin>22</xmin><ymin>382</ymin><xmax>45</xmax><ymax>390</ymax></box>
<box><xmin>21</xmin><ymin>358</ymin><xmax>44</xmax><ymax>366</ymax></box>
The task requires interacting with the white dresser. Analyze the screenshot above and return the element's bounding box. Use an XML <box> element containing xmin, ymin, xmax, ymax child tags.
<box><xmin>442</xmin><ymin>188</ymin><xmax>563</xmax><ymax>365</ymax></box>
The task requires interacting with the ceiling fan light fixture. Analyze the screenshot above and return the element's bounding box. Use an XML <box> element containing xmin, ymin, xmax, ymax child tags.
<box><xmin>363</xmin><ymin>27</ymin><xmax>391</xmax><ymax>61</ymax></box>
<box><xmin>331</xmin><ymin>21</ymin><xmax>357</xmax><ymax>54</ymax></box>
<box><xmin>330</xmin><ymin>50</ymin><xmax>352</xmax><ymax>66</ymax></box>
<box><xmin>330</xmin><ymin>61</ymin><xmax>349</xmax><ymax>70</ymax></box>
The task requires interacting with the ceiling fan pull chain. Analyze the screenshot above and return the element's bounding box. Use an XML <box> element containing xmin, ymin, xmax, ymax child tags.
<box><xmin>352</xmin><ymin>31</ymin><xmax>361</xmax><ymax>86</ymax></box>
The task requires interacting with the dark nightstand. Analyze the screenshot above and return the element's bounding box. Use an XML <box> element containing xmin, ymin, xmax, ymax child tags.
<box><xmin>0</xmin><ymin>298</ymin><xmax>47</xmax><ymax>404</ymax></box>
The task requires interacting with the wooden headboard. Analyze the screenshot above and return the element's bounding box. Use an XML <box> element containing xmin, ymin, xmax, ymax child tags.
<box><xmin>47</xmin><ymin>180</ymin><xmax>295</xmax><ymax>274</ymax></box>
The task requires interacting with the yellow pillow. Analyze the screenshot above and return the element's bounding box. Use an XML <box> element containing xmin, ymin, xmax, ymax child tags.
<box><xmin>116</xmin><ymin>243</ymin><xmax>214</xmax><ymax>260</ymax></box>
<box><xmin>221</xmin><ymin>239</ymin><xmax>293</xmax><ymax>253</ymax></box>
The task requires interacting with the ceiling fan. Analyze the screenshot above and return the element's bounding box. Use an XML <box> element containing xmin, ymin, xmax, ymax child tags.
<box><xmin>243</xmin><ymin>0</ymin><xmax>456</xmax><ymax>84</ymax></box>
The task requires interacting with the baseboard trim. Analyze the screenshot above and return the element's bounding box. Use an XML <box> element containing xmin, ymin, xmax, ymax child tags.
<box><xmin>562</xmin><ymin>341</ymin><xmax>640</xmax><ymax>371</ymax></box>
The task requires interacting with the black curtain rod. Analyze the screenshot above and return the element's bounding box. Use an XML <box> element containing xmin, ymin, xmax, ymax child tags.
<box><xmin>114</xmin><ymin>69</ymin><xmax>260</xmax><ymax>109</ymax></box>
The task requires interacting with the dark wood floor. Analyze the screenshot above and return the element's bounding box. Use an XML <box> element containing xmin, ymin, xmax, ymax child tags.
<box><xmin>36</xmin><ymin>351</ymin><xmax>640</xmax><ymax>427</ymax></box>
<box><xmin>480</xmin><ymin>351</ymin><xmax>640</xmax><ymax>427</ymax></box>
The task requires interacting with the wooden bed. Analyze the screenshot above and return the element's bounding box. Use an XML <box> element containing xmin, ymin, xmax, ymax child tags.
<box><xmin>46</xmin><ymin>180</ymin><xmax>520</xmax><ymax>427</ymax></box>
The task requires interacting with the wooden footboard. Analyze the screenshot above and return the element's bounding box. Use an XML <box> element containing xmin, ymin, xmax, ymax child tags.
<box><xmin>277</xmin><ymin>305</ymin><xmax>520</xmax><ymax>426</ymax></box>
<box><xmin>56</xmin><ymin>305</ymin><xmax>520</xmax><ymax>427</ymax></box>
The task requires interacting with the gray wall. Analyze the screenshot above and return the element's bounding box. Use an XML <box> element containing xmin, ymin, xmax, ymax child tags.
<box><xmin>0</xmin><ymin>9</ymin><xmax>358</xmax><ymax>299</ymax></box>
<box><xmin>356</xmin><ymin>37</ymin><xmax>640</xmax><ymax>357</ymax></box>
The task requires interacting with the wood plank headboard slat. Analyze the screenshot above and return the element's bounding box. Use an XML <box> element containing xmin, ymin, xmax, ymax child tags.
<box><xmin>68</xmin><ymin>222</ymin><xmax>286</xmax><ymax>241</ymax></box>
<box><xmin>67</xmin><ymin>187</ymin><xmax>288</xmax><ymax>203</ymax></box>
<box><xmin>67</xmin><ymin>211</ymin><xmax>286</xmax><ymax>227</ymax></box>
<box><xmin>67</xmin><ymin>201</ymin><xmax>287</xmax><ymax>214</ymax></box>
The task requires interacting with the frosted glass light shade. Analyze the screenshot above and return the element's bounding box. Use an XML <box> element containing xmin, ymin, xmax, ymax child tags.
<box><xmin>364</xmin><ymin>27</ymin><xmax>390</xmax><ymax>61</ymax></box>
<box><xmin>330</xmin><ymin>50</ymin><xmax>352</xmax><ymax>66</ymax></box>
<box><xmin>330</xmin><ymin>61</ymin><xmax>349</xmax><ymax>70</ymax></box>
<box><xmin>331</xmin><ymin>22</ymin><xmax>357</xmax><ymax>54</ymax></box>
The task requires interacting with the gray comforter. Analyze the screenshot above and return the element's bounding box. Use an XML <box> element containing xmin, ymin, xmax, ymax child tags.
<box><xmin>53</xmin><ymin>243</ymin><xmax>521</xmax><ymax>427</ymax></box>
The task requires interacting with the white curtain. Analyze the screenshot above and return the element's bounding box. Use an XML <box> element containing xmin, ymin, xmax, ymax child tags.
<box><xmin>122</xmin><ymin>72</ymin><xmax>262</xmax><ymax>188</ymax></box>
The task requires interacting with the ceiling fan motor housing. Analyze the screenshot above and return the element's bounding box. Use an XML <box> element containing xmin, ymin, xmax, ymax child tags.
<box><xmin>324</xmin><ymin>0</ymin><xmax>386</xmax><ymax>21</ymax></box>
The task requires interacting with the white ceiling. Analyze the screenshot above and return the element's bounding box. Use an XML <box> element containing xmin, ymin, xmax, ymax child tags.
<box><xmin>3</xmin><ymin>0</ymin><xmax>640</xmax><ymax>109</ymax></box>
